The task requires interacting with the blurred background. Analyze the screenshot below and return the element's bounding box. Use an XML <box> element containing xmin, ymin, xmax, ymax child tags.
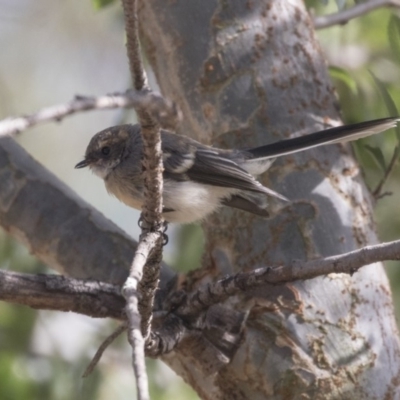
<box><xmin>0</xmin><ymin>0</ymin><xmax>400</xmax><ymax>399</ymax></box>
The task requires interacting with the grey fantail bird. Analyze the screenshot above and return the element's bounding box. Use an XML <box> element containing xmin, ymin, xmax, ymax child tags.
<box><xmin>75</xmin><ymin>117</ymin><xmax>398</xmax><ymax>223</ymax></box>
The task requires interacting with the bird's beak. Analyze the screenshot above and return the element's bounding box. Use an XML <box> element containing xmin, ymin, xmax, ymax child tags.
<box><xmin>75</xmin><ymin>159</ymin><xmax>90</xmax><ymax>169</ymax></box>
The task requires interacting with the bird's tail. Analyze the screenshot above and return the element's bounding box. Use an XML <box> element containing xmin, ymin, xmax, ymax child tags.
<box><xmin>247</xmin><ymin>117</ymin><xmax>398</xmax><ymax>161</ymax></box>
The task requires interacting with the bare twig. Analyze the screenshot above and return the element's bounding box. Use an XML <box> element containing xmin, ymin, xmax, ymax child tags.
<box><xmin>175</xmin><ymin>239</ymin><xmax>400</xmax><ymax>318</ymax></box>
<box><xmin>121</xmin><ymin>0</ymin><xmax>164</xmax><ymax>348</ymax></box>
<box><xmin>136</xmin><ymin>120</ymin><xmax>164</xmax><ymax>338</ymax></box>
<box><xmin>121</xmin><ymin>0</ymin><xmax>148</xmax><ymax>92</ymax></box>
<box><xmin>3</xmin><ymin>238</ymin><xmax>400</xmax><ymax>323</ymax></box>
<box><xmin>0</xmin><ymin>270</ymin><xmax>125</xmax><ymax>319</ymax></box>
<box><xmin>122</xmin><ymin>236</ymin><xmax>154</xmax><ymax>400</ymax></box>
<box><xmin>3</xmin><ymin>238</ymin><xmax>400</xmax><ymax>359</ymax></box>
<box><xmin>373</xmin><ymin>145</ymin><xmax>399</xmax><ymax>199</ymax></box>
<box><xmin>120</xmin><ymin>0</ymin><xmax>165</xmax><ymax>397</ymax></box>
<box><xmin>313</xmin><ymin>0</ymin><xmax>400</xmax><ymax>30</ymax></box>
<box><xmin>82</xmin><ymin>323</ymin><xmax>128</xmax><ymax>378</ymax></box>
<box><xmin>0</xmin><ymin>90</ymin><xmax>180</xmax><ymax>137</ymax></box>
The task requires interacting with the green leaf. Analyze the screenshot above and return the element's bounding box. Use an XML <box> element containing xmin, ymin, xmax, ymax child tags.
<box><xmin>92</xmin><ymin>0</ymin><xmax>116</xmax><ymax>10</ymax></box>
<box><xmin>329</xmin><ymin>66</ymin><xmax>357</xmax><ymax>94</ymax></box>
<box><xmin>370</xmin><ymin>71</ymin><xmax>400</xmax><ymax>142</ymax></box>
<box><xmin>388</xmin><ymin>15</ymin><xmax>400</xmax><ymax>64</ymax></box>
<box><xmin>364</xmin><ymin>145</ymin><xmax>387</xmax><ymax>172</ymax></box>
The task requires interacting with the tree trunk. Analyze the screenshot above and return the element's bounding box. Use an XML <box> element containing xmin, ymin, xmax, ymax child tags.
<box><xmin>139</xmin><ymin>1</ymin><xmax>400</xmax><ymax>398</ymax></box>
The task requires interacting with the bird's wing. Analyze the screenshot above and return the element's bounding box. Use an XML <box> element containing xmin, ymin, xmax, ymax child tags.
<box><xmin>187</xmin><ymin>148</ymin><xmax>287</xmax><ymax>201</ymax></box>
<box><xmin>160</xmin><ymin>132</ymin><xmax>287</xmax><ymax>201</ymax></box>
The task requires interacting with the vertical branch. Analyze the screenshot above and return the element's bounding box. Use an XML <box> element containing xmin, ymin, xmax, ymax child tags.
<box><xmin>121</xmin><ymin>0</ymin><xmax>164</xmax><ymax>338</ymax></box>
<box><xmin>137</xmin><ymin>122</ymin><xmax>165</xmax><ymax>337</ymax></box>
<box><xmin>120</xmin><ymin>0</ymin><xmax>166</xmax><ymax>398</ymax></box>
<box><xmin>121</xmin><ymin>0</ymin><xmax>148</xmax><ymax>91</ymax></box>
<box><xmin>123</xmin><ymin>239</ymin><xmax>153</xmax><ymax>400</ymax></box>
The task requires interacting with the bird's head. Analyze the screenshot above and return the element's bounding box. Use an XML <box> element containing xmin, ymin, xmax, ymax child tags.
<box><xmin>75</xmin><ymin>125</ymin><xmax>134</xmax><ymax>179</ymax></box>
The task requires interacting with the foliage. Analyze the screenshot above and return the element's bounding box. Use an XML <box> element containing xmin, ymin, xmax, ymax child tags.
<box><xmin>92</xmin><ymin>0</ymin><xmax>116</xmax><ymax>10</ymax></box>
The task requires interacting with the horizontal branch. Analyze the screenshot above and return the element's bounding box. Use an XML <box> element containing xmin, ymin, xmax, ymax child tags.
<box><xmin>314</xmin><ymin>0</ymin><xmax>400</xmax><ymax>29</ymax></box>
<box><xmin>176</xmin><ymin>239</ymin><xmax>400</xmax><ymax>317</ymax></box>
<box><xmin>3</xmin><ymin>238</ymin><xmax>400</xmax><ymax>356</ymax></box>
<box><xmin>0</xmin><ymin>270</ymin><xmax>125</xmax><ymax>319</ymax></box>
<box><xmin>0</xmin><ymin>89</ymin><xmax>180</xmax><ymax>137</ymax></box>
<box><xmin>3</xmin><ymin>239</ymin><xmax>400</xmax><ymax>321</ymax></box>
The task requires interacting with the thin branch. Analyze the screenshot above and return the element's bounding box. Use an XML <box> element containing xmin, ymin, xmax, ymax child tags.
<box><xmin>83</xmin><ymin>323</ymin><xmax>127</xmax><ymax>378</ymax></box>
<box><xmin>0</xmin><ymin>270</ymin><xmax>125</xmax><ymax>319</ymax></box>
<box><xmin>4</xmin><ymin>238</ymin><xmax>399</xmax><ymax>323</ymax></box>
<box><xmin>121</xmin><ymin>0</ymin><xmax>148</xmax><ymax>92</ymax></box>
<box><xmin>122</xmin><ymin>237</ymin><xmax>154</xmax><ymax>400</ymax></box>
<box><xmin>175</xmin><ymin>239</ymin><xmax>400</xmax><ymax>318</ymax></box>
<box><xmin>0</xmin><ymin>90</ymin><xmax>180</xmax><ymax>138</ymax></box>
<box><xmin>313</xmin><ymin>0</ymin><xmax>400</xmax><ymax>30</ymax></box>
<box><xmin>118</xmin><ymin>0</ymin><xmax>168</xmax><ymax>395</ymax></box>
<box><xmin>373</xmin><ymin>145</ymin><xmax>399</xmax><ymax>199</ymax></box>
<box><xmin>136</xmin><ymin>119</ymin><xmax>165</xmax><ymax>338</ymax></box>
<box><xmin>83</xmin><ymin>315</ymin><xmax>186</xmax><ymax>376</ymax></box>
<box><xmin>120</xmin><ymin>0</ymin><xmax>165</xmax><ymax>398</ymax></box>
<box><xmin>2</xmin><ymin>238</ymin><xmax>400</xmax><ymax>359</ymax></box>
<box><xmin>121</xmin><ymin>0</ymin><xmax>164</xmax><ymax>354</ymax></box>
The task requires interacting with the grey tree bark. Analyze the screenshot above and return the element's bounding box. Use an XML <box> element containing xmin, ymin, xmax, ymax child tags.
<box><xmin>138</xmin><ymin>1</ymin><xmax>400</xmax><ymax>399</ymax></box>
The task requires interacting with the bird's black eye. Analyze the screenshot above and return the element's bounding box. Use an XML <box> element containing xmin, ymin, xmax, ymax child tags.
<box><xmin>101</xmin><ymin>146</ymin><xmax>110</xmax><ymax>156</ymax></box>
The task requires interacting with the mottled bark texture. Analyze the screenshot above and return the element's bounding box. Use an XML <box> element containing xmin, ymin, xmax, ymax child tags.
<box><xmin>0</xmin><ymin>270</ymin><xmax>125</xmax><ymax>319</ymax></box>
<box><xmin>139</xmin><ymin>1</ymin><xmax>400</xmax><ymax>399</ymax></box>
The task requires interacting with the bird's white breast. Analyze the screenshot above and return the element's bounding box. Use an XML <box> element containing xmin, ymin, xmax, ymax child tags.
<box><xmin>162</xmin><ymin>180</ymin><xmax>237</xmax><ymax>223</ymax></box>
